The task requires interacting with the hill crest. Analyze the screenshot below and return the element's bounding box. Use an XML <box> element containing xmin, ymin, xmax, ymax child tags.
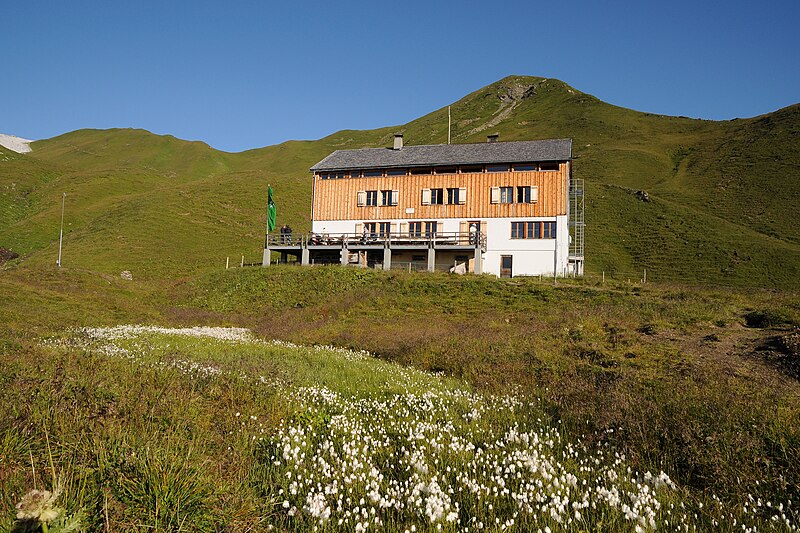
<box><xmin>1</xmin><ymin>75</ymin><xmax>798</xmax><ymax>288</ymax></box>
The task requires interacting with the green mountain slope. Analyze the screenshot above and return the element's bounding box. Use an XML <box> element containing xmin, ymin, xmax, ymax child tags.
<box><xmin>1</xmin><ymin>76</ymin><xmax>798</xmax><ymax>287</ymax></box>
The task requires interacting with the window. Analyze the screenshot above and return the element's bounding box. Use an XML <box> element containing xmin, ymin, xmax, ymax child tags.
<box><xmin>491</xmin><ymin>185</ymin><xmax>537</xmax><ymax>204</ymax></box>
<box><xmin>350</xmin><ymin>170</ymin><xmax>361</xmax><ymax>178</ymax></box>
<box><xmin>517</xmin><ymin>186</ymin><xmax>538</xmax><ymax>203</ymax></box>
<box><xmin>379</xmin><ymin>222</ymin><xmax>391</xmax><ymax>236</ymax></box>
<box><xmin>366</xmin><ymin>190</ymin><xmax>378</xmax><ymax>206</ymax></box>
<box><xmin>425</xmin><ymin>221</ymin><xmax>438</xmax><ymax>237</ymax></box>
<box><xmin>447</xmin><ymin>187</ymin><xmax>467</xmax><ymax>204</ymax></box>
<box><xmin>387</xmin><ymin>168</ymin><xmax>407</xmax><ymax>176</ymax></box>
<box><xmin>460</xmin><ymin>165</ymin><xmax>483</xmax><ymax>173</ymax></box>
<box><xmin>510</xmin><ymin>221</ymin><xmax>556</xmax><ymax>239</ymax></box>
<box><xmin>364</xmin><ymin>169</ymin><xmax>382</xmax><ymax>177</ymax></box>
<box><xmin>434</xmin><ymin>166</ymin><xmax>457</xmax><ymax>174</ymax></box>
<box><xmin>487</xmin><ymin>164</ymin><xmax>510</xmax><ymax>173</ymax></box>
<box><xmin>364</xmin><ymin>222</ymin><xmax>377</xmax><ymax>236</ymax></box>
<box><xmin>430</xmin><ymin>188</ymin><xmax>444</xmax><ymax>205</ymax></box>
<box><xmin>511</xmin><ymin>222</ymin><xmax>532</xmax><ymax>239</ymax></box>
<box><xmin>540</xmin><ymin>162</ymin><xmax>559</xmax><ymax>171</ymax></box>
<box><xmin>513</xmin><ymin>163</ymin><xmax>538</xmax><ymax>172</ymax></box>
<box><xmin>411</xmin><ymin>167</ymin><xmax>432</xmax><ymax>175</ymax></box>
<box><xmin>320</xmin><ymin>172</ymin><xmax>345</xmax><ymax>180</ymax></box>
<box><xmin>409</xmin><ymin>222</ymin><xmax>423</xmax><ymax>237</ymax></box>
<box><xmin>381</xmin><ymin>190</ymin><xmax>398</xmax><ymax>206</ymax></box>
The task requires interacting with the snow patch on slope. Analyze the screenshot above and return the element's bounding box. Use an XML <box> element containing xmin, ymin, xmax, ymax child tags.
<box><xmin>0</xmin><ymin>134</ymin><xmax>33</xmax><ymax>153</ymax></box>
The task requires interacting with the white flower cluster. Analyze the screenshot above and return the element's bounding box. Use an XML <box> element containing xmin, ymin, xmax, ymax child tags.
<box><xmin>264</xmin><ymin>384</ymin><xmax>688</xmax><ymax>531</ymax></box>
<box><xmin>77</xmin><ymin>324</ymin><xmax>257</xmax><ymax>343</ymax></box>
<box><xmin>39</xmin><ymin>325</ymin><xmax>798</xmax><ymax>532</ymax></box>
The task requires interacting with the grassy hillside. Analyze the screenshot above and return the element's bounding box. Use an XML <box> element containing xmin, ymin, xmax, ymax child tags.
<box><xmin>1</xmin><ymin>76</ymin><xmax>799</xmax><ymax>287</ymax></box>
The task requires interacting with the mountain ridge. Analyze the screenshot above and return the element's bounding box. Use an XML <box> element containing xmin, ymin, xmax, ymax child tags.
<box><xmin>1</xmin><ymin>75</ymin><xmax>798</xmax><ymax>288</ymax></box>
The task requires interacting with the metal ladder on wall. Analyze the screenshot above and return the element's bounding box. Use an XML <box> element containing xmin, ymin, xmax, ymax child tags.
<box><xmin>568</xmin><ymin>178</ymin><xmax>585</xmax><ymax>276</ymax></box>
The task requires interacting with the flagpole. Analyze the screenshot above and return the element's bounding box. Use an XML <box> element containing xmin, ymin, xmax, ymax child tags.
<box><xmin>448</xmin><ymin>106</ymin><xmax>451</xmax><ymax>145</ymax></box>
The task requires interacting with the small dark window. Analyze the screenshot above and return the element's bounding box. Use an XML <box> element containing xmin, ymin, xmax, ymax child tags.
<box><xmin>387</xmin><ymin>168</ymin><xmax>407</xmax><ymax>176</ymax></box>
<box><xmin>364</xmin><ymin>222</ymin><xmax>377</xmax><ymax>236</ymax></box>
<box><xmin>447</xmin><ymin>188</ymin><xmax>460</xmax><ymax>205</ymax></box>
<box><xmin>411</xmin><ymin>167</ymin><xmax>433</xmax><ymax>175</ymax></box>
<box><xmin>543</xmin><ymin>221</ymin><xmax>557</xmax><ymax>238</ymax></box>
<box><xmin>513</xmin><ymin>163</ymin><xmax>538</xmax><ymax>172</ymax></box>
<box><xmin>364</xmin><ymin>169</ymin><xmax>383</xmax><ymax>177</ymax></box>
<box><xmin>460</xmin><ymin>165</ymin><xmax>483</xmax><ymax>173</ymax></box>
<box><xmin>499</xmin><ymin>186</ymin><xmax>514</xmax><ymax>203</ymax></box>
<box><xmin>511</xmin><ymin>221</ymin><xmax>536</xmax><ymax>239</ymax></box>
<box><xmin>366</xmin><ymin>191</ymin><xmax>378</xmax><ymax>206</ymax></box>
<box><xmin>350</xmin><ymin>170</ymin><xmax>361</xmax><ymax>178</ymax></box>
<box><xmin>409</xmin><ymin>222</ymin><xmax>423</xmax><ymax>237</ymax></box>
<box><xmin>487</xmin><ymin>164</ymin><xmax>510</xmax><ymax>173</ymax></box>
<box><xmin>517</xmin><ymin>186</ymin><xmax>531</xmax><ymax>203</ymax></box>
<box><xmin>430</xmin><ymin>188</ymin><xmax>444</xmax><ymax>205</ymax></box>
<box><xmin>379</xmin><ymin>222</ymin><xmax>391</xmax><ymax>236</ymax></box>
<box><xmin>425</xmin><ymin>221</ymin><xmax>438</xmax><ymax>237</ymax></box>
<box><xmin>540</xmin><ymin>162</ymin><xmax>559</xmax><ymax>171</ymax></box>
<box><xmin>434</xmin><ymin>166</ymin><xmax>457</xmax><ymax>174</ymax></box>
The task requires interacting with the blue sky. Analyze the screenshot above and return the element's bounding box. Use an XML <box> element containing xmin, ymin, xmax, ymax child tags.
<box><xmin>3</xmin><ymin>0</ymin><xmax>798</xmax><ymax>152</ymax></box>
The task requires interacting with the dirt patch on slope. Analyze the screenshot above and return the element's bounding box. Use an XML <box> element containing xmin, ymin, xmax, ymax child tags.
<box><xmin>0</xmin><ymin>248</ymin><xmax>19</xmax><ymax>265</ymax></box>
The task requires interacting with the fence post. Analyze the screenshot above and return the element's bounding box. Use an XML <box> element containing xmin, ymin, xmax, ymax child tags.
<box><xmin>643</xmin><ymin>268</ymin><xmax>647</xmax><ymax>284</ymax></box>
<box><xmin>602</xmin><ymin>271</ymin><xmax>605</xmax><ymax>283</ymax></box>
<box><xmin>226</xmin><ymin>257</ymin><xmax>229</xmax><ymax>269</ymax></box>
<box><xmin>241</xmin><ymin>255</ymin><xmax>244</xmax><ymax>267</ymax></box>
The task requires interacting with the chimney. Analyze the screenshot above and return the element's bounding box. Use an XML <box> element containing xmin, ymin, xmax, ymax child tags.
<box><xmin>393</xmin><ymin>134</ymin><xmax>404</xmax><ymax>150</ymax></box>
<box><xmin>487</xmin><ymin>134</ymin><xmax>499</xmax><ymax>143</ymax></box>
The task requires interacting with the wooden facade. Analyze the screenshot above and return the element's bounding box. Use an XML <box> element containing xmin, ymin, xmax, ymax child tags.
<box><xmin>312</xmin><ymin>162</ymin><xmax>569</xmax><ymax>221</ymax></box>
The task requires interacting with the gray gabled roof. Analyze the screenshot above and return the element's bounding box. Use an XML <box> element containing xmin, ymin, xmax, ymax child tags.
<box><xmin>310</xmin><ymin>138</ymin><xmax>572</xmax><ymax>172</ymax></box>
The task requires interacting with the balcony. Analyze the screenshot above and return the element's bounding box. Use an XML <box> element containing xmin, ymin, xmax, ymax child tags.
<box><xmin>263</xmin><ymin>231</ymin><xmax>486</xmax><ymax>273</ymax></box>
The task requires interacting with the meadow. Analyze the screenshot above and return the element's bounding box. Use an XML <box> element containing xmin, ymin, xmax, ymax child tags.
<box><xmin>1</xmin><ymin>266</ymin><xmax>798</xmax><ymax>531</ymax></box>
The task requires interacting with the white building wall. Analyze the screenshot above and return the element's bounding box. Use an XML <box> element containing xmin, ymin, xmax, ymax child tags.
<box><xmin>312</xmin><ymin>216</ymin><xmax>569</xmax><ymax>277</ymax></box>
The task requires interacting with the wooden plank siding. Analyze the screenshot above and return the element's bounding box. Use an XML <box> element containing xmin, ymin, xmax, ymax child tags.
<box><xmin>313</xmin><ymin>163</ymin><xmax>568</xmax><ymax>221</ymax></box>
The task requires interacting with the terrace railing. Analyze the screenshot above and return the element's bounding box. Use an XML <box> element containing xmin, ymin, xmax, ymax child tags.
<box><xmin>266</xmin><ymin>231</ymin><xmax>486</xmax><ymax>251</ymax></box>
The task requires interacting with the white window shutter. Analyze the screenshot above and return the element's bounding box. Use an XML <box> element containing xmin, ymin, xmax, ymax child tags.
<box><xmin>421</xmin><ymin>188</ymin><xmax>431</xmax><ymax>205</ymax></box>
<box><xmin>399</xmin><ymin>222</ymin><xmax>408</xmax><ymax>236</ymax></box>
<box><xmin>355</xmin><ymin>223</ymin><xmax>363</xmax><ymax>236</ymax></box>
<box><xmin>459</xmin><ymin>221</ymin><xmax>468</xmax><ymax>244</ymax></box>
<box><xmin>391</xmin><ymin>190</ymin><xmax>399</xmax><ymax>206</ymax></box>
<box><xmin>490</xmin><ymin>187</ymin><xmax>500</xmax><ymax>204</ymax></box>
<box><xmin>357</xmin><ymin>191</ymin><xmax>367</xmax><ymax>206</ymax></box>
<box><xmin>530</xmin><ymin>186</ymin><xmax>539</xmax><ymax>203</ymax></box>
<box><xmin>458</xmin><ymin>187</ymin><xmax>467</xmax><ymax>205</ymax></box>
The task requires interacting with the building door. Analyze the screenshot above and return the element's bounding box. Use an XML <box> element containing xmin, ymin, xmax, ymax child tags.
<box><xmin>500</xmin><ymin>255</ymin><xmax>513</xmax><ymax>278</ymax></box>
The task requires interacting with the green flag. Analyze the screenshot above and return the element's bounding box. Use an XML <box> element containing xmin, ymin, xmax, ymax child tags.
<box><xmin>267</xmin><ymin>186</ymin><xmax>277</xmax><ymax>232</ymax></box>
